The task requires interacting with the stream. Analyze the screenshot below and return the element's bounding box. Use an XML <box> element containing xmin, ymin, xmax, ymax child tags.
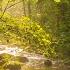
<box><xmin>0</xmin><ymin>45</ymin><xmax>70</xmax><ymax>70</ymax></box>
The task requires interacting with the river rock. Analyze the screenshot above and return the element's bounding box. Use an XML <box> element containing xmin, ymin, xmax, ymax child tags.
<box><xmin>17</xmin><ymin>56</ymin><xmax>29</xmax><ymax>63</ymax></box>
<box><xmin>44</xmin><ymin>59</ymin><xmax>52</xmax><ymax>66</ymax></box>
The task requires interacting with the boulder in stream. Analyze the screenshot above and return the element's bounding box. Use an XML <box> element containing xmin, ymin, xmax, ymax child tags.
<box><xmin>16</xmin><ymin>56</ymin><xmax>29</xmax><ymax>63</ymax></box>
<box><xmin>44</xmin><ymin>59</ymin><xmax>52</xmax><ymax>66</ymax></box>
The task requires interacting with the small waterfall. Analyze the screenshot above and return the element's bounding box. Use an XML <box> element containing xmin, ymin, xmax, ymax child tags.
<box><xmin>0</xmin><ymin>45</ymin><xmax>46</xmax><ymax>66</ymax></box>
<box><xmin>0</xmin><ymin>45</ymin><xmax>23</xmax><ymax>56</ymax></box>
<box><xmin>0</xmin><ymin>45</ymin><xmax>46</xmax><ymax>60</ymax></box>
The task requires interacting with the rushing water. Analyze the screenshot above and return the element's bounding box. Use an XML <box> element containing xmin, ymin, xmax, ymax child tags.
<box><xmin>0</xmin><ymin>45</ymin><xmax>70</xmax><ymax>70</ymax></box>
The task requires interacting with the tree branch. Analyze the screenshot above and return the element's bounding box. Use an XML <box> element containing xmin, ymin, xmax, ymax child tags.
<box><xmin>6</xmin><ymin>1</ymin><xmax>22</xmax><ymax>10</ymax></box>
<box><xmin>0</xmin><ymin>0</ymin><xmax>22</xmax><ymax>22</ymax></box>
<box><xmin>0</xmin><ymin>0</ymin><xmax>10</xmax><ymax>19</ymax></box>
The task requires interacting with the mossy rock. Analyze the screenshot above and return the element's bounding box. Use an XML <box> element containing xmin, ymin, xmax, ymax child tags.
<box><xmin>0</xmin><ymin>59</ymin><xmax>5</xmax><ymax>66</ymax></box>
<box><xmin>1</xmin><ymin>53</ymin><xmax>13</xmax><ymax>62</ymax></box>
<box><xmin>0</xmin><ymin>53</ymin><xmax>14</xmax><ymax>66</ymax></box>
<box><xmin>4</xmin><ymin>61</ymin><xmax>21</xmax><ymax>70</ymax></box>
<box><xmin>0</xmin><ymin>54</ymin><xmax>6</xmax><ymax>66</ymax></box>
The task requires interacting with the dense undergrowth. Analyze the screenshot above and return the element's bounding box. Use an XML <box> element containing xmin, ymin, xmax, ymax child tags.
<box><xmin>0</xmin><ymin>13</ymin><xmax>56</xmax><ymax>58</ymax></box>
<box><xmin>0</xmin><ymin>12</ymin><xmax>70</xmax><ymax>70</ymax></box>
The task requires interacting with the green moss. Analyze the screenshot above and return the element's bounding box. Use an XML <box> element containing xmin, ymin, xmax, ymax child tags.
<box><xmin>4</xmin><ymin>61</ymin><xmax>21</xmax><ymax>70</ymax></box>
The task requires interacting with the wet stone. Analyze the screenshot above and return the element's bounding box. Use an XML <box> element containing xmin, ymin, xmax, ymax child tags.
<box><xmin>44</xmin><ymin>59</ymin><xmax>52</xmax><ymax>66</ymax></box>
<box><xmin>16</xmin><ymin>56</ymin><xmax>29</xmax><ymax>63</ymax></box>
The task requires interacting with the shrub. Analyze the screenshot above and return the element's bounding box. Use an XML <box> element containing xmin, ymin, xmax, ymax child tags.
<box><xmin>0</xmin><ymin>13</ymin><xmax>56</xmax><ymax>57</ymax></box>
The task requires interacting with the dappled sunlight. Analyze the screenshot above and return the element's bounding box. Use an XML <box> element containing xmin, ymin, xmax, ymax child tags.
<box><xmin>54</xmin><ymin>0</ymin><xmax>61</xmax><ymax>2</ymax></box>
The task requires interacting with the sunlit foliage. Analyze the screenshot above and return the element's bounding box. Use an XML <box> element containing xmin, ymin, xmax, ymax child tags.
<box><xmin>0</xmin><ymin>13</ymin><xmax>56</xmax><ymax>58</ymax></box>
<box><xmin>54</xmin><ymin>0</ymin><xmax>61</xmax><ymax>2</ymax></box>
